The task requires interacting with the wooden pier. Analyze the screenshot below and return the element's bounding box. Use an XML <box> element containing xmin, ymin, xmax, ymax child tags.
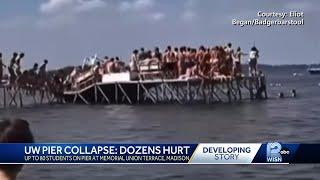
<box><xmin>63</xmin><ymin>75</ymin><xmax>268</xmax><ymax>105</ymax></box>
<box><xmin>0</xmin><ymin>81</ymin><xmax>56</xmax><ymax>108</ymax></box>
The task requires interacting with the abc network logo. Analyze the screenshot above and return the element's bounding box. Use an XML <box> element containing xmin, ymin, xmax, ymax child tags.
<box><xmin>266</xmin><ymin>142</ymin><xmax>290</xmax><ymax>163</ymax></box>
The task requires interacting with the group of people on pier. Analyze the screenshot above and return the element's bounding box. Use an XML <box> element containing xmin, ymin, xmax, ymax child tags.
<box><xmin>65</xmin><ymin>43</ymin><xmax>260</xmax><ymax>90</ymax></box>
<box><xmin>0</xmin><ymin>52</ymin><xmax>49</xmax><ymax>85</ymax></box>
<box><xmin>80</xmin><ymin>43</ymin><xmax>260</xmax><ymax>83</ymax></box>
<box><xmin>1</xmin><ymin>43</ymin><xmax>260</xmax><ymax>92</ymax></box>
<box><xmin>128</xmin><ymin>43</ymin><xmax>260</xmax><ymax>79</ymax></box>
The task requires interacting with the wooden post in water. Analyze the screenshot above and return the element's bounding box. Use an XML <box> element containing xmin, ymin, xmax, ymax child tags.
<box><xmin>115</xmin><ymin>82</ymin><xmax>118</xmax><ymax>104</ymax></box>
<box><xmin>3</xmin><ymin>86</ymin><xmax>6</xmax><ymax>108</ymax></box>
<box><xmin>94</xmin><ymin>84</ymin><xmax>98</xmax><ymax>104</ymax></box>
<box><xmin>248</xmin><ymin>77</ymin><xmax>254</xmax><ymax>100</ymax></box>
<box><xmin>18</xmin><ymin>88</ymin><xmax>23</xmax><ymax>107</ymax></box>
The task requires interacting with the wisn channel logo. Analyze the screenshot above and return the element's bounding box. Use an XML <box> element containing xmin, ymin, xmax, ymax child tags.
<box><xmin>266</xmin><ymin>142</ymin><xmax>290</xmax><ymax>163</ymax></box>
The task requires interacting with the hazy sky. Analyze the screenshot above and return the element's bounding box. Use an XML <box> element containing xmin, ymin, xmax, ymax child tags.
<box><xmin>0</xmin><ymin>0</ymin><xmax>319</xmax><ymax>68</ymax></box>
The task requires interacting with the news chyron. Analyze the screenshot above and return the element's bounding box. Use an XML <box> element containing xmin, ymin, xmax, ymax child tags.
<box><xmin>0</xmin><ymin>143</ymin><xmax>319</xmax><ymax>164</ymax></box>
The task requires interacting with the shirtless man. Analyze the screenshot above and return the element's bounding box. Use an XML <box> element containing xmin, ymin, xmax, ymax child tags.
<box><xmin>106</xmin><ymin>58</ymin><xmax>115</xmax><ymax>73</ymax></box>
<box><xmin>152</xmin><ymin>47</ymin><xmax>162</xmax><ymax>62</ymax></box>
<box><xmin>39</xmin><ymin>59</ymin><xmax>48</xmax><ymax>78</ymax></box>
<box><xmin>150</xmin><ymin>47</ymin><xmax>162</xmax><ymax>69</ymax></box>
<box><xmin>114</xmin><ymin>57</ymin><xmax>121</xmax><ymax>73</ymax></box>
<box><xmin>15</xmin><ymin>53</ymin><xmax>24</xmax><ymax>77</ymax></box>
<box><xmin>29</xmin><ymin>63</ymin><xmax>39</xmax><ymax>77</ymax></box>
<box><xmin>8</xmin><ymin>52</ymin><xmax>18</xmax><ymax>84</ymax></box>
<box><xmin>138</xmin><ymin>48</ymin><xmax>146</xmax><ymax>61</ymax></box>
<box><xmin>196</xmin><ymin>46</ymin><xmax>205</xmax><ymax>61</ymax></box>
<box><xmin>177</xmin><ymin>47</ymin><xmax>187</xmax><ymax>76</ymax></box>
<box><xmin>102</xmin><ymin>56</ymin><xmax>109</xmax><ymax>73</ymax></box>
<box><xmin>201</xmin><ymin>48</ymin><xmax>212</xmax><ymax>79</ymax></box>
<box><xmin>209</xmin><ymin>47</ymin><xmax>220</xmax><ymax>77</ymax></box>
<box><xmin>224</xmin><ymin>43</ymin><xmax>234</xmax><ymax>76</ymax></box>
<box><xmin>163</xmin><ymin>46</ymin><xmax>178</xmax><ymax>78</ymax></box>
<box><xmin>164</xmin><ymin>46</ymin><xmax>175</xmax><ymax>63</ymax></box>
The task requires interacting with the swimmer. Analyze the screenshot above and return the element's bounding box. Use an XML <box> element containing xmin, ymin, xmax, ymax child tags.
<box><xmin>0</xmin><ymin>119</ymin><xmax>34</xmax><ymax>180</ymax></box>
<box><xmin>291</xmin><ymin>89</ymin><xmax>297</xmax><ymax>98</ymax></box>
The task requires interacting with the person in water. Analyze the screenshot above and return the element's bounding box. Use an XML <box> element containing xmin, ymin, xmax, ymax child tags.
<box><xmin>0</xmin><ymin>118</ymin><xmax>34</xmax><ymax>180</ymax></box>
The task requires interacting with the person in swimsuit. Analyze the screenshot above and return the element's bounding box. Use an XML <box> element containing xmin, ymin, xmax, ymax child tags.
<box><xmin>163</xmin><ymin>46</ymin><xmax>178</xmax><ymax>78</ymax></box>
<box><xmin>8</xmin><ymin>53</ymin><xmax>18</xmax><ymax>84</ymax></box>
<box><xmin>15</xmin><ymin>53</ymin><xmax>24</xmax><ymax>77</ymax></box>
<box><xmin>177</xmin><ymin>47</ymin><xmax>186</xmax><ymax>76</ymax></box>
<box><xmin>39</xmin><ymin>59</ymin><xmax>48</xmax><ymax>79</ymax></box>
<box><xmin>224</xmin><ymin>43</ymin><xmax>234</xmax><ymax>76</ymax></box>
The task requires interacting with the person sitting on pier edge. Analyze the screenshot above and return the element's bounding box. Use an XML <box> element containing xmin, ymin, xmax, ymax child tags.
<box><xmin>249</xmin><ymin>46</ymin><xmax>259</xmax><ymax>77</ymax></box>
<box><xmin>0</xmin><ymin>118</ymin><xmax>34</xmax><ymax>180</ymax></box>
<box><xmin>0</xmin><ymin>53</ymin><xmax>6</xmax><ymax>82</ymax></box>
<box><xmin>8</xmin><ymin>52</ymin><xmax>18</xmax><ymax>84</ymax></box>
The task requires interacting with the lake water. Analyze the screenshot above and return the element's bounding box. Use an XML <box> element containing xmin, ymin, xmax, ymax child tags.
<box><xmin>1</xmin><ymin>67</ymin><xmax>320</xmax><ymax>179</ymax></box>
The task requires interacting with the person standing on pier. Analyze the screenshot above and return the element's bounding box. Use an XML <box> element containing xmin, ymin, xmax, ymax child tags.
<box><xmin>224</xmin><ymin>43</ymin><xmax>234</xmax><ymax>76</ymax></box>
<box><xmin>0</xmin><ymin>53</ymin><xmax>6</xmax><ymax>82</ymax></box>
<box><xmin>15</xmin><ymin>53</ymin><xmax>24</xmax><ymax>77</ymax></box>
<box><xmin>30</xmin><ymin>63</ymin><xmax>39</xmax><ymax>77</ymax></box>
<box><xmin>248</xmin><ymin>46</ymin><xmax>259</xmax><ymax>76</ymax></box>
<box><xmin>177</xmin><ymin>47</ymin><xmax>186</xmax><ymax>76</ymax></box>
<box><xmin>130</xmin><ymin>50</ymin><xmax>139</xmax><ymax>72</ymax></box>
<box><xmin>233</xmin><ymin>47</ymin><xmax>247</xmax><ymax>77</ymax></box>
<box><xmin>138</xmin><ymin>48</ymin><xmax>146</xmax><ymax>61</ymax></box>
<box><xmin>8</xmin><ymin>52</ymin><xmax>18</xmax><ymax>84</ymax></box>
<box><xmin>39</xmin><ymin>59</ymin><xmax>48</xmax><ymax>79</ymax></box>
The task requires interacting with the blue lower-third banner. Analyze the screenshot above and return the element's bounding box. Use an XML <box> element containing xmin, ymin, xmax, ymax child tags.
<box><xmin>0</xmin><ymin>143</ymin><xmax>320</xmax><ymax>164</ymax></box>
